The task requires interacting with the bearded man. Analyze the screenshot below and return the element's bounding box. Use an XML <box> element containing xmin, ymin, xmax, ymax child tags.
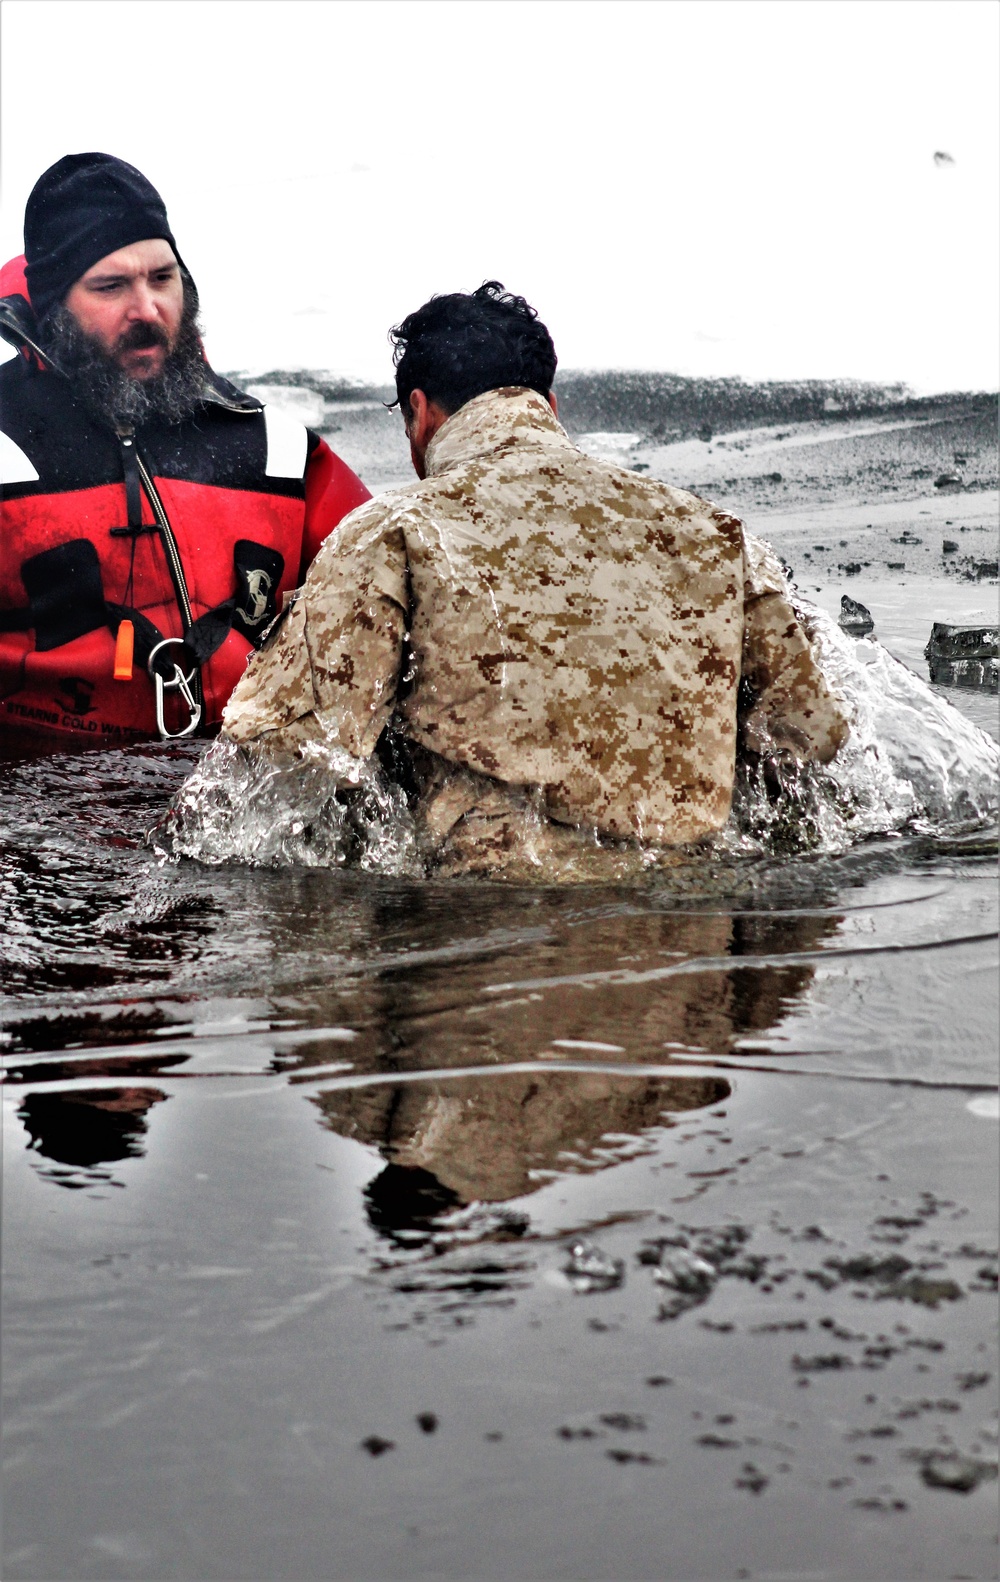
<box><xmin>0</xmin><ymin>153</ymin><xmax>369</xmax><ymax>744</ymax></box>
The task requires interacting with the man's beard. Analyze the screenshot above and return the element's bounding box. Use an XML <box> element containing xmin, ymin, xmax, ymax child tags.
<box><xmin>37</xmin><ymin>281</ymin><xmax>208</xmax><ymax>430</ymax></box>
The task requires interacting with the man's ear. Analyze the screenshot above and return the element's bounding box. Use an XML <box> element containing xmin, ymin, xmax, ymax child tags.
<box><xmin>406</xmin><ymin>389</ymin><xmax>452</xmax><ymax>448</ymax></box>
<box><xmin>405</xmin><ymin>388</ymin><xmax>452</xmax><ymax>479</ymax></box>
<box><xmin>406</xmin><ymin>389</ymin><xmax>428</xmax><ymax>443</ymax></box>
<box><xmin>547</xmin><ymin>391</ymin><xmax>558</xmax><ymax>418</ymax></box>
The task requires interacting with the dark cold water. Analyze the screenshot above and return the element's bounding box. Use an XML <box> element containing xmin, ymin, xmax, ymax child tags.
<box><xmin>2</xmin><ymin>395</ymin><xmax>998</xmax><ymax>1580</ymax></box>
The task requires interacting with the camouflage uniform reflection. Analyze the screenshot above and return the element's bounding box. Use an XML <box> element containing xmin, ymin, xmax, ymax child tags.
<box><xmin>223</xmin><ymin>388</ymin><xmax>850</xmax><ymax>875</ymax></box>
<box><xmin>327</xmin><ymin>1070</ymin><xmax>731</xmax><ymax>1231</ymax></box>
<box><xmin>298</xmin><ymin>900</ymin><xmax>839</xmax><ymax>1236</ymax></box>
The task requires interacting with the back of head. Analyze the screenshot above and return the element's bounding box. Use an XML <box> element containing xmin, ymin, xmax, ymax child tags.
<box><xmin>392</xmin><ymin>281</ymin><xmax>557</xmax><ymax>418</ymax></box>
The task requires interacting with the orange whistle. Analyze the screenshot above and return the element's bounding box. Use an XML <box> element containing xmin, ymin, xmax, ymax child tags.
<box><xmin>113</xmin><ymin>619</ymin><xmax>134</xmax><ymax>681</ymax></box>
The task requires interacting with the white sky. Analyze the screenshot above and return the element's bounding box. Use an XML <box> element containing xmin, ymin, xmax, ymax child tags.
<box><xmin>2</xmin><ymin>0</ymin><xmax>997</xmax><ymax>392</ymax></box>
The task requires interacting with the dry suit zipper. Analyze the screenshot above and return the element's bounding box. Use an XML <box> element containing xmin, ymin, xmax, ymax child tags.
<box><xmin>133</xmin><ymin>449</ymin><xmax>194</xmax><ymax>630</ymax></box>
<box><xmin>128</xmin><ymin>442</ymin><xmax>204</xmax><ymax>722</ymax></box>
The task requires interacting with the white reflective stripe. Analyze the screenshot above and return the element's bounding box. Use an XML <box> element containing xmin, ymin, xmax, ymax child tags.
<box><xmin>0</xmin><ymin>429</ymin><xmax>39</xmax><ymax>485</ymax></box>
<box><xmin>262</xmin><ymin>405</ymin><xmax>308</xmax><ymax>479</ymax></box>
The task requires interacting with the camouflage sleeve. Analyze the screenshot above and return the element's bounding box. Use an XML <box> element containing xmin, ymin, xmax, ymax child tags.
<box><xmin>221</xmin><ymin>497</ymin><xmax>409</xmax><ymax>760</ymax></box>
<box><xmin>740</xmin><ymin>533</ymin><xmax>850</xmax><ymax>764</ymax></box>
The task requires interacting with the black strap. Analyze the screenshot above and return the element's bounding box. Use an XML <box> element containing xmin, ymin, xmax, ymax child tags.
<box><xmin>181</xmin><ymin>540</ymin><xmax>286</xmax><ymax>665</ymax></box>
<box><xmin>1</xmin><ymin>585</ymin><xmax>237</xmax><ymax>672</ymax></box>
<box><xmin>183</xmin><ymin>601</ymin><xmax>236</xmax><ymax>666</ymax></box>
<box><xmin>108</xmin><ymin>437</ymin><xmax>146</xmax><ymax>537</ymax></box>
<box><xmin>5</xmin><ymin>536</ymin><xmax>285</xmax><ymax>675</ymax></box>
<box><xmin>0</xmin><ymin>592</ymin><xmax>176</xmax><ymax>679</ymax></box>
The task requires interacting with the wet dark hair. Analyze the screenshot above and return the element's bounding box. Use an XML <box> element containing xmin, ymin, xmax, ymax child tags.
<box><xmin>364</xmin><ymin>1163</ymin><xmax>462</xmax><ymax>1245</ymax></box>
<box><xmin>390</xmin><ymin>280</ymin><xmax>557</xmax><ymax>419</ymax></box>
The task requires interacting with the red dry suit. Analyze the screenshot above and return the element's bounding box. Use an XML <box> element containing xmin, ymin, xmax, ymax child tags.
<box><xmin>0</xmin><ymin>255</ymin><xmax>370</xmax><ymax>743</ymax></box>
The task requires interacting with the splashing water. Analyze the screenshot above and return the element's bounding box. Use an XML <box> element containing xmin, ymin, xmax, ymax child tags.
<box><xmin>723</xmin><ymin>604</ymin><xmax>998</xmax><ymax>859</ymax></box>
<box><xmin>162</xmin><ymin>735</ymin><xmax>421</xmax><ymax>874</ymax></box>
<box><xmin>162</xmin><ymin>605</ymin><xmax>997</xmax><ymax>876</ymax></box>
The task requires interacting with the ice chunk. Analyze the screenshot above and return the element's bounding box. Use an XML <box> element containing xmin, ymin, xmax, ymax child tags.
<box><xmin>653</xmin><ymin>1247</ymin><xmax>718</xmax><ymax>1318</ymax></box>
<box><xmin>562</xmin><ymin>1240</ymin><xmax>625</xmax><ymax>1294</ymax></box>
<box><xmin>839</xmin><ymin>594</ymin><xmax>874</xmax><ymax>635</ymax></box>
<box><xmin>925</xmin><ymin>622</ymin><xmax>999</xmax><ymax>692</ymax></box>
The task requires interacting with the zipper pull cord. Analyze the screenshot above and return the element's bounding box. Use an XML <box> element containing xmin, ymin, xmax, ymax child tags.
<box><xmin>121</xmin><ymin>436</ymin><xmax>142</xmax><ymax>534</ymax></box>
<box><xmin>110</xmin><ymin>437</ymin><xmax>154</xmax><ymax>541</ymax></box>
<box><xmin>118</xmin><ymin>439</ymin><xmax>143</xmax><ymax>604</ymax></box>
<box><xmin>112</xmin><ymin>437</ymin><xmax>143</xmax><ymax>681</ymax></box>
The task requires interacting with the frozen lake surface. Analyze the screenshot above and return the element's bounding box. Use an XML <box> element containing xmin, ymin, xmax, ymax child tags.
<box><xmin>2</xmin><ymin>392</ymin><xmax>997</xmax><ymax>1580</ymax></box>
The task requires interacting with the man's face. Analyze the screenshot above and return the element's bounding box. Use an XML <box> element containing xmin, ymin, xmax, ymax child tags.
<box><xmin>63</xmin><ymin>238</ymin><xmax>184</xmax><ymax>381</ymax></box>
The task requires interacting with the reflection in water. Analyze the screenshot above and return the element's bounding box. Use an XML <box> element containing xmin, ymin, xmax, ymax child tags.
<box><xmin>292</xmin><ymin>899</ymin><xmax>840</xmax><ymax>1079</ymax></box>
<box><xmin>8</xmin><ymin>900</ymin><xmax>837</xmax><ymax>1216</ymax></box>
<box><xmin>365</xmin><ymin>1163</ymin><xmax>467</xmax><ymax>1247</ymax></box>
<box><xmin>927</xmin><ymin>655</ymin><xmax>999</xmax><ymax>691</ymax></box>
<box><xmin>302</xmin><ymin>900</ymin><xmax>833</xmax><ymax>1237</ymax></box>
<box><xmin>18</xmin><ymin>1086</ymin><xmax>167</xmax><ymax>1189</ymax></box>
<box><xmin>329</xmin><ymin>1070</ymin><xmax>732</xmax><ymax>1226</ymax></box>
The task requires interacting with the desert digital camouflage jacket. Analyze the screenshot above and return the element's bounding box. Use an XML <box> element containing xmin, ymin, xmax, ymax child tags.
<box><xmin>222</xmin><ymin>386</ymin><xmax>849</xmax><ymax>847</ymax></box>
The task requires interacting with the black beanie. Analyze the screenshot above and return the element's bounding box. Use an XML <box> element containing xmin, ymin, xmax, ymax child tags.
<box><xmin>24</xmin><ymin>152</ymin><xmax>184</xmax><ymax>322</ymax></box>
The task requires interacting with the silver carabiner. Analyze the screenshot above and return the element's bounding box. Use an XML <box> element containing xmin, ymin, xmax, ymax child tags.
<box><xmin>147</xmin><ymin>638</ymin><xmax>203</xmax><ymax>740</ymax></box>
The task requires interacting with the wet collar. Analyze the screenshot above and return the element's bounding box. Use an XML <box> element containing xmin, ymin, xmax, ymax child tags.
<box><xmin>424</xmin><ymin>386</ymin><xmax>574</xmax><ymax>477</ymax></box>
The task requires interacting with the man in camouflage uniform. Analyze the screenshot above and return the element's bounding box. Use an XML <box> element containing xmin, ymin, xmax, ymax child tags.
<box><xmin>222</xmin><ymin>283</ymin><xmax>849</xmax><ymax>876</ymax></box>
